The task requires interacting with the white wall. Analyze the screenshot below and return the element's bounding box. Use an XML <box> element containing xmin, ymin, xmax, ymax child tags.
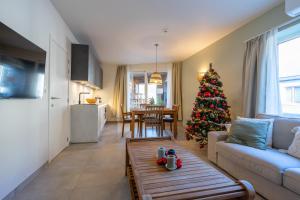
<box><xmin>182</xmin><ymin>4</ymin><xmax>291</xmax><ymax>123</ymax></box>
<box><xmin>94</xmin><ymin>63</ymin><xmax>118</xmax><ymax>120</ymax></box>
<box><xmin>0</xmin><ymin>0</ymin><xmax>80</xmax><ymax>198</ymax></box>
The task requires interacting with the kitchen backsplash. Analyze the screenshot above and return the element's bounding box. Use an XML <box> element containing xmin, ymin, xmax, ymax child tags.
<box><xmin>69</xmin><ymin>81</ymin><xmax>96</xmax><ymax>105</ymax></box>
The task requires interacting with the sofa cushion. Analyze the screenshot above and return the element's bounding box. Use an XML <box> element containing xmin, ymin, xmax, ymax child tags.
<box><xmin>288</xmin><ymin>131</ymin><xmax>300</xmax><ymax>159</ymax></box>
<box><xmin>283</xmin><ymin>168</ymin><xmax>300</xmax><ymax>195</ymax></box>
<box><xmin>238</xmin><ymin>116</ymin><xmax>274</xmax><ymax>147</ymax></box>
<box><xmin>227</xmin><ymin>119</ymin><xmax>270</xmax><ymax>150</ymax></box>
<box><xmin>256</xmin><ymin>114</ymin><xmax>300</xmax><ymax>150</ymax></box>
<box><xmin>216</xmin><ymin>142</ymin><xmax>300</xmax><ymax>184</ymax></box>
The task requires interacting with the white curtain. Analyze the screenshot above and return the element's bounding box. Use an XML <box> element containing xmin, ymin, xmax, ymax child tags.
<box><xmin>242</xmin><ymin>29</ymin><xmax>281</xmax><ymax>117</ymax></box>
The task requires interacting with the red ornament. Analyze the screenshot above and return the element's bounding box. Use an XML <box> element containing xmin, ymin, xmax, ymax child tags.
<box><xmin>157</xmin><ymin>157</ymin><xmax>167</xmax><ymax>165</ymax></box>
<box><xmin>204</xmin><ymin>92</ymin><xmax>211</xmax><ymax>97</ymax></box>
<box><xmin>176</xmin><ymin>159</ymin><xmax>183</xmax><ymax>169</ymax></box>
<box><xmin>209</xmin><ymin>104</ymin><xmax>214</xmax><ymax>109</ymax></box>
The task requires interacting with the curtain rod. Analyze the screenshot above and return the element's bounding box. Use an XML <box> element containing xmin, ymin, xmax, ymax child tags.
<box><xmin>243</xmin><ymin>16</ymin><xmax>300</xmax><ymax>43</ymax></box>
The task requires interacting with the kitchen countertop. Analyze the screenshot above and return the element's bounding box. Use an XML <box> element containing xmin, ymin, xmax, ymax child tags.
<box><xmin>71</xmin><ymin>103</ymin><xmax>107</xmax><ymax>107</ymax></box>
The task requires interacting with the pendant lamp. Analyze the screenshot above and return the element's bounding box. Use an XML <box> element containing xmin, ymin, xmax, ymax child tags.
<box><xmin>149</xmin><ymin>43</ymin><xmax>162</xmax><ymax>85</ymax></box>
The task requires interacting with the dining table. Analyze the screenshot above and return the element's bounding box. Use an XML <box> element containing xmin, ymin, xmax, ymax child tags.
<box><xmin>130</xmin><ymin>107</ymin><xmax>178</xmax><ymax>139</ymax></box>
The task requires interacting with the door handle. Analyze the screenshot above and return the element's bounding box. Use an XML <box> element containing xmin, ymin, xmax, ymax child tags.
<box><xmin>50</xmin><ymin>97</ymin><xmax>61</xmax><ymax>100</ymax></box>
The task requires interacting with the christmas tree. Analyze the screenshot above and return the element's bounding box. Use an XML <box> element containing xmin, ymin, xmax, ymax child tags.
<box><xmin>186</xmin><ymin>64</ymin><xmax>231</xmax><ymax>147</ymax></box>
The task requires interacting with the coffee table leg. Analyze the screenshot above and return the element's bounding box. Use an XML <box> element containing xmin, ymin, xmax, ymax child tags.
<box><xmin>131</xmin><ymin>112</ymin><xmax>135</xmax><ymax>138</ymax></box>
<box><xmin>238</xmin><ymin>180</ymin><xmax>256</xmax><ymax>200</ymax></box>
<box><xmin>173</xmin><ymin>111</ymin><xmax>178</xmax><ymax>139</ymax></box>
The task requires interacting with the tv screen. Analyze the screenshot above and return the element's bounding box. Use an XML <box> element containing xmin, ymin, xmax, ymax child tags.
<box><xmin>0</xmin><ymin>22</ymin><xmax>46</xmax><ymax>99</ymax></box>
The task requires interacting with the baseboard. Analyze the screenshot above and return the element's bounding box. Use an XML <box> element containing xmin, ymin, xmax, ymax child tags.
<box><xmin>3</xmin><ymin>162</ymin><xmax>48</xmax><ymax>200</ymax></box>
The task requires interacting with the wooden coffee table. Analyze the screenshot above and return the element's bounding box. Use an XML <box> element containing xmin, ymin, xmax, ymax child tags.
<box><xmin>125</xmin><ymin>137</ymin><xmax>255</xmax><ymax>200</ymax></box>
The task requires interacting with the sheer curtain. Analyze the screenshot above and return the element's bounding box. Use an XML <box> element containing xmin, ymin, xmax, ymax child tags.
<box><xmin>242</xmin><ymin>29</ymin><xmax>281</xmax><ymax>117</ymax></box>
<box><xmin>112</xmin><ymin>65</ymin><xmax>127</xmax><ymax>119</ymax></box>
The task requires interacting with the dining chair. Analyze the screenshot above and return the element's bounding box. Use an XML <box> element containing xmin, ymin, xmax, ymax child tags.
<box><xmin>133</xmin><ymin>103</ymin><xmax>150</xmax><ymax>135</ymax></box>
<box><xmin>120</xmin><ymin>104</ymin><xmax>139</xmax><ymax>137</ymax></box>
<box><xmin>140</xmin><ymin>103</ymin><xmax>150</xmax><ymax>109</ymax></box>
<box><xmin>144</xmin><ymin>105</ymin><xmax>165</xmax><ymax>137</ymax></box>
<box><xmin>163</xmin><ymin>104</ymin><xmax>180</xmax><ymax>132</ymax></box>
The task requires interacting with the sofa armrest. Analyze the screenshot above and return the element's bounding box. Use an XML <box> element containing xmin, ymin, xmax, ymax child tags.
<box><xmin>208</xmin><ymin>131</ymin><xmax>228</xmax><ymax>164</ymax></box>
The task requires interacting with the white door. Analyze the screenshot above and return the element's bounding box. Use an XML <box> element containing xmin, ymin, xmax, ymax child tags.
<box><xmin>48</xmin><ymin>37</ymin><xmax>70</xmax><ymax>161</ymax></box>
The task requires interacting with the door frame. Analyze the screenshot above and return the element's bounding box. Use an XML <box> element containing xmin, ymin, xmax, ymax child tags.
<box><xmin>47</xmin><ymin>34</ymin><xmax>71</xmax><ymax>162</ymax></box>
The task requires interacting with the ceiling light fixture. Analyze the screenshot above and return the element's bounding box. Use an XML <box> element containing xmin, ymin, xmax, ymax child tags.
<box><xmin>149</xmin><ymin>43</ymin><xmax>162</xmax><ymax>85</ymax></box>
<box><xmin>162</xmin><ymin>27</ymin><xmax>168</xmax><ymax>33</ymax></box>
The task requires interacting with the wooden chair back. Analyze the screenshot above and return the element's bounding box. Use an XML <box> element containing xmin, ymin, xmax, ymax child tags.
<box><xmin>172</xmin><ymin>104</ymin><xmax>179</xmax><ymax>110</ymax></box>
<box><xmin>144</xmin><ymin>105</ymin><xmax>164</xmax><ymax>126</ymax></box>
<box><xmin>120</xmin><ymin>103</ymin><xmax>129</xmax><ymax>120</ymax></box>
<box><xmin>140</xmin><ymin>103</ymin><xmax>150</xmax><ymax>109</ymax></box>
<box><xmin>172</xmin><ymin>104</ymin><xmax>180</xmax><ymax>118</ymax></box>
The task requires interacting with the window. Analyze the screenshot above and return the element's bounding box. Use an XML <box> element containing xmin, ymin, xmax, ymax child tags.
<box><xmin>283</xmin><ymin>87</ymin><xmax>293</xmax><ymax>103</ymax></box>
<box><xmin>128</xmin><ymin>72</ymin><xmax>146</xmax><ymax>109</ymax></box>
<box><xmin>278</xmin><ymin>20</ymin><xmax>300</xmax><ymax>115</ymax></box>
<box><xmin>295</xmin><ymin>87</ymin><xmax>300</xmax><ymax>103</ymax></box>
<box><xmin>147</xmin><ymin>72</ymin><xmax>168</xmax><ymax>106</ymax></box>
<box><xmin>127</xmin><ymin>71</ymin><xmax>169</xmax><ymax>110</ymax></box>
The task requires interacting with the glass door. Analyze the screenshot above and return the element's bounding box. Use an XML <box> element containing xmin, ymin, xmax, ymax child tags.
<box><xmin>128</xmin><ymin>71</ymin><xmax>169</xmax><ymax>110</ymax></box>
<box><xmin>147</xmin><ymin>72</ymin><xmax>168</xmax><ymax>106</ymax></box>
<box><xmin>128</xmin><ymin>72</ymin><xmax>146</xmax><ymax>109</ymax></box>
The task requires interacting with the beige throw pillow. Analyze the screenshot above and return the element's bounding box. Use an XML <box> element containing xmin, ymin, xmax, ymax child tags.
<box><xmin>288</xmin><ymin>129</ymin><xmax>300</xmax><ymax>159</ymax></box>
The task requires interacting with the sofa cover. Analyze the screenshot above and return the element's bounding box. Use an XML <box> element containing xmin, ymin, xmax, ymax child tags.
<box><xmin>208</xmin><ymin>114</ymin><xmax>300</xmax><ymax>199</ymax></box>
<box><xmin>256</xmin><ymin>114</ymin><xmax>300</xmax><ymax>149</ymax></box>
<box><xmin>216</xmin><ymin>141</ymin><xmax>300</xmax><ymax>184</ymax></box>
<box><xmin>283</xmin><ymin>168</ymin><xmax>300</xmax><ymax>195</ymax></box>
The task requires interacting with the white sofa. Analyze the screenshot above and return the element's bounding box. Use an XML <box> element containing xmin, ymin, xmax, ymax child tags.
<box><xmin>208</xmin><ymin>114</ymin><xmax>300</xmax><ymax>200</ymax></box>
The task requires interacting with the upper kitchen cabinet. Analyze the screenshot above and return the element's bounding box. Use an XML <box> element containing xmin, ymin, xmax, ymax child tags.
<box><xmin>71</xmin><ymin>44</ymin><xmax>103</xmax><ymax>89</ymax></box>
<box><xmin>99</xmin><ymin>67</ymin><xmax>103</xmax><ymax>89</ymax></box>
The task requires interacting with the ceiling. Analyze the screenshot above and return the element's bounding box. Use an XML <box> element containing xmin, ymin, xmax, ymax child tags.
<box><xmin>51</xmin><ymin>0</ymin><xmax>283</xmax><ymax>64</ymax></box>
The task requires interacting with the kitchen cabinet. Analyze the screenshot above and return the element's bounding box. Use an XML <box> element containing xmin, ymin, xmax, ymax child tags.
<box><xmin>99</xmin><ymin>67</ymin><xmax>103</xmax><ymax>89</ymax></box>
<box><xmin>71</xmin><ymin>104</ymin><xmax>107</xmax><ymax>143</ymax></box>
<box><xmin>71</xmin><ymin>44</ymin><xmax>103</xmax><ymax>89</ymax></box>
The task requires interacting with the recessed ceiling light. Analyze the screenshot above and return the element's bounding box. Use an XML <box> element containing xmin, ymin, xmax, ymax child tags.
<box><xmin>162</xmin><ymin>28</ymin><xmax>168</xmax><ymax>33</ymax></box>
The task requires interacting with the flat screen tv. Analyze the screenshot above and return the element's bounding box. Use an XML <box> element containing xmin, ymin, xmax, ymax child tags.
<box><xmin>0</xmin><ymin>22</ymin><xmax>46</xmax><ymax>99</ymax></box>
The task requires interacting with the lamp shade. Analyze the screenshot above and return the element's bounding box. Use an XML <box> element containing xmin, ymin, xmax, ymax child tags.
<box><xmin>197</xmin><ymin>72</ymin><xmax>205</xmax><ymax>81</ymax></box>
<box><xmin>149</xmin><ymin>72</ymin><xmax>162</xmax><ymax>85</ymax></box>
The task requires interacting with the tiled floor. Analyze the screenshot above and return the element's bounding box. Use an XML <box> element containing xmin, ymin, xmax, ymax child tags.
<box><xmin>11</xmin><ymin>123</ymin><xmax>263</xmax><ymax>200</ymax></box>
